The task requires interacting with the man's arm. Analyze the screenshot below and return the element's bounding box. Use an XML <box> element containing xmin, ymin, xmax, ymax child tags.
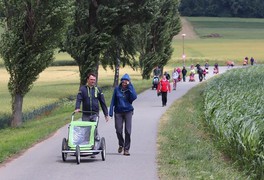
<box><xmin>75</xmin><ymin>87</ymin><xmax>83</xmax><ymax>110</ymax></box>
<box><xmin>97</xmin><ymin>87</ymin><xmax>109</xmax><ymax>121</ymax></box>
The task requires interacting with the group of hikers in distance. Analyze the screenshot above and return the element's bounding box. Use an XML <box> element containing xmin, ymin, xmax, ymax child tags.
<box><xmin>243</xmin><ymin>56</ymin><xmax>255</xmax><ymax>66</ymax></box>
<box><xmin>152</xmin><ymin>56</ymin><xmax>256</xmax><ymax>107</ymax></box>
<box><xmin>152</xmin><ymin>61</ymin><xmax>217</xmax><ymax>88</ymax></box>
<box><xmin>152</xmin><ymin>62</ymin><xmax>220</xmax><ymax>107</ymax></box>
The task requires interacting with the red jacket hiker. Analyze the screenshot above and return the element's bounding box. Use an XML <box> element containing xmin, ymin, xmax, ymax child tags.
<box><xmin>157</xmin><ymin>75</ymin><xmax>171</xmax><ymax>107</ymax></box>
<box><xmin>157</xmin><ymin>78</ymin><xmax>171</xmax><ymax>93</ymax></box>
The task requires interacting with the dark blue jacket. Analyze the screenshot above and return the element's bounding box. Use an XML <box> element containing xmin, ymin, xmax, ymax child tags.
<box><xmin>109</xmin><ymin>74</ymin><xmax>137</xmax><ymax>117</ymax></box>
<box><xmin>75</xmin><ymin>85</ymin><xmax>108</xmax><ymax>116</ymax></box>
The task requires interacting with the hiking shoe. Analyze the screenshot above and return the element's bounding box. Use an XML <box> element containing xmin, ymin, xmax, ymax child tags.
<box><xmin>118</xmin><ymin>146</ymin><xmax>123</xmax><ymax>153</ymax></box>
<box><xmin>123</xmin><ymin>150</ymin><xmax>130</xmax><ymax>156</ymax></box>
<box><xmin>95</xmin><ymin>135</ymin><xmax>100</xmax><ymax>141</ymax></box>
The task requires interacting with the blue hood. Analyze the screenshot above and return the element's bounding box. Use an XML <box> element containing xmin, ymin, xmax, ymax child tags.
<box><xmin>121</xmin><ymin>73</ymin><xmax>131</xmax><ymax>81</ymax></box>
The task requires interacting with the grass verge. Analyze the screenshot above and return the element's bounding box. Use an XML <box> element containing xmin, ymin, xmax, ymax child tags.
<box><xmin>157</xmin><ymin>83</ymin><xmax>248</xmax><ymax>179</ymax></box>
<box><xmin>0</xmin><ymin>101</ymin><xmax>74</xmax><ymax>163</ymax></box>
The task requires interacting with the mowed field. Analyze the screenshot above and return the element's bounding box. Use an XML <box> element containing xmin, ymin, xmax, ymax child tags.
<box><xmin>0</xmin><ymin>66</ymin><xmax>144</xmax><ymax>115</ymax></box>
<box><xmin>172</xmin><ymin>17</ymin><xmax>264</xmax><ymax>65</ymax></box>
<box><xmin>1</xmin><ymin>16</ymin><xmax>264</xmax><ymax>116</ymax></box>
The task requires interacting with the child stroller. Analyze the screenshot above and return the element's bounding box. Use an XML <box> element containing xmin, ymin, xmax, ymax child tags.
<box><xmin>152</xmin><ymin>76</ymin><xmax>159</xmax><ymax>90</ymax></box>
<box><xmin>189</xmin><ymin>72</ymin><xmax>195</xmax><ymax>82</ymax></box>
<box><xmin>61</xmin><ymin>111</ymin><xmax>106</xmax><ymax>164</ymax></box>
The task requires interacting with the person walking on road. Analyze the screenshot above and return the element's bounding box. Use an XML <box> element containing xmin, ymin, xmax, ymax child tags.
<box><xmin>75</xmin><ymin>73</ymin><xmax>109</xmax><ymax>157</ymax></box>
<box><xmin>75</xmin><ymin>72</ymin><xmax>109</xmax><ymax>122</ymax></box>
<box><xmin>164</xmin><ymin>71</ymin><xmax>170</xmax><ymax>81</ymax></box>
<box><xmin>172</xmin><ymin>68</ymin><xmax>179</xmax><ymax>90</ymax></box>
<box><xmin>197</xmin><ymin>67</ymin><xmax>204</xmax><ymax>82</ymax></box>
<box><xmin>250</xmin><ymin>57</ymin><xmax>255</xmax><ymax>65</ymax></box>
<box><xmin>153</xmin><ymin>66</ymin><xmax>161</xmax><ymax>77</ymax></box>
<box><xmin>109</xmin><ymin>74</ymin><xmax>137</xmax><ymax>156</ymax></box>
<box><xmin>182</xmin><ymin>66</ymin><xmax>187</xmax><ymax>82</ymax></box>
<box><xmin>205</xmin><ymin>61</ymin><xmax>209</xmax><ymax>71</ymax></box>
<box><xmin>157</xmin><ymin>75</ymin><xmax>171</xmax><ymax>107</ymax></box>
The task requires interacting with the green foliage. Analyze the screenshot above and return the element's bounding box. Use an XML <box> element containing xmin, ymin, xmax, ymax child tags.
<box><xmin>203</xmin><ymin>65</ymin><xmax>264</xmax><ymax>179</ymax></box>
<box><xmin>138</xmin><ymin>0</ymin><xmax>181</xmax><ymax>79</ymax></box>
<box><xmin>62</xmin><ymin>1</ymin><xmax>113</xmax><ymax>85</ymax></box>
<box><xmin>0</xmin><ymin>0</ymin><xmax>73</xmax><ymax>126</ymax></box>
<box><xmin>99</xmin><ymin>0</ymin><xmax>152</xmax><ymax>86</ymax></box>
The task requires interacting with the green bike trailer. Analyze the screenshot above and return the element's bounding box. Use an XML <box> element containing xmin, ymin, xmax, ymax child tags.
<box><xmin>61</xmin><ymin>111</ymin><xmax>106</xmax><ymax>164</ymax></box>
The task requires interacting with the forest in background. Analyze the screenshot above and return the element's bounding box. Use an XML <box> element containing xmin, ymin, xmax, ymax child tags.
<box><xmin>179</xmin><ymin>0</ymin><xmax>264</xmax><ymax>18</ymax></box>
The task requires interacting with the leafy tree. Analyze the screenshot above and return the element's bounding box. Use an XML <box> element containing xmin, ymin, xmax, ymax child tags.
<box><xmin>100</xmin><ymin>0</ymin><xmax>153</xmax><ymax>87</ymax></box>
<box><xmin>101</xmin><ymin>25</ymin><xmax>138</xmax><ymax>87</ymax></box>
<box><xmin>138</xmin><ymin>0</ymin><xmax>181</xmax><ymax>79</ymax></box>
<box><xmin>63</xmin><ymin>0</ymin><xmax>153</xmax><ymax>86</ymax></box>
<box><xmin>0</xmin><ymin>0</ymin><xmax>72</xmax><ymax>127</ymax></box>
<box><xmin>62</xmin><ymin>0</ymin><xmax>112</xmax><ymax>85</ymax></box>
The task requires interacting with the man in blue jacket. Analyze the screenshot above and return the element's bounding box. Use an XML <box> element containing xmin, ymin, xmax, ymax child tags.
<box><xmin>109</xmin><ymin>74</ymin><xmax>137</xmax><ymax>156</ymax></box>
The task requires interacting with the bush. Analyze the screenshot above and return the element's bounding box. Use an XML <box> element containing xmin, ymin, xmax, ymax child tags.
<box><xmin>51</xmin><ymin>60</ymin><xmax>77</xmax><ymax>66</ymax></box>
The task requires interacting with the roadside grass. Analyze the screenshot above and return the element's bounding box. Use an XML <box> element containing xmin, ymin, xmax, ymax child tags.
<box><xmin>157</xmin><ymin>83</ymin><xmax>247</xmax><ymax>179</ymax></box>
<box><xmin>0</xmin><ymin>101</ymin><xmax>74</xmax><ymax>163</ymax></box>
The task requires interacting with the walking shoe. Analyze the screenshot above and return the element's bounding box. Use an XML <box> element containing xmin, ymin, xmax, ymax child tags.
<box><xmin>123</xmin><ymin>150</ymin><xmax>130</xmax><ymax>156</ymax></box>
<box><xmin>91</xmin><ymin>155</ymin><xmax>96</xmax><ymax>158</ymax></box>
<box><xmin>118</xmin><ymin>146</ymin><xmax>123</xmax><ymax>153</ymax></box>
<box><xmin>95</xmin><ymin>135</ymin><xmax>100</xmax><ymax>141</ymax></box>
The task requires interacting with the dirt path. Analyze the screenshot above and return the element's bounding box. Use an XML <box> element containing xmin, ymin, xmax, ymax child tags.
<box><xmin>174</xmin><ymin>17</ymin><xmax>199</xmax><ymax>39</ymax></box>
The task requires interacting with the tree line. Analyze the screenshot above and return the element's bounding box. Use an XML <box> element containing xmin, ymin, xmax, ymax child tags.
<box><xmin>179</xmin><ymin>0</ymin><xmax>264</xmax><ymax>18</ymax></box>
<box><xmin>0</xmin><ymin>0</ymin><xmax>181</xmax><ymax>127</ymax></box>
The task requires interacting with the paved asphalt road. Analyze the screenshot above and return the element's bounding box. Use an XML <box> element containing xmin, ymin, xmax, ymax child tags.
<box><xmin>0</xmin><ymin>66</ymin><xmax>236</xmax><ymax>180</ymax></box>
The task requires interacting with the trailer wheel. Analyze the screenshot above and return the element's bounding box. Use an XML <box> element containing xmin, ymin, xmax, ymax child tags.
<box><xmin>100</xmin><ymin>137</ymin><xmax>106</xmax><ymax>161</ymax></box>
<box><xmin>62</xmin><ymin>138</ymin><xmax>68</xmax><ymax>162</ymax></box>
<box><xmin>76</xmin><ymin>145</ymin><xmax>80</xmax><ymax>164</ymax></box>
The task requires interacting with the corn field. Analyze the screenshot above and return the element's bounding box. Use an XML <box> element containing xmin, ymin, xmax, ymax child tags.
<box><xmin>203</xmin><ymin>65</ymin><xmax>264</xmax><ymax>179</ymax></box>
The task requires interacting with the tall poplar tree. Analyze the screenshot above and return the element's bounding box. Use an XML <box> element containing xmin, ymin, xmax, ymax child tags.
<box><xmin>0</xmin><ymin>0</ymin><xmax>72</xmax><ymax>127</ymax></box>
<box><xmin>138</xmin><ymin>0</ymin><xmax>181</xmax><ymax>79</ymax></box>
<box><xmin>62</xmin><ymin>0</ymin><xmax>111</xmax><ymax>85</ymax></box>
<box><xmin>100</xmin><ymin>0</ymin><xmax>152</xmax><ymax>87</ymax></box>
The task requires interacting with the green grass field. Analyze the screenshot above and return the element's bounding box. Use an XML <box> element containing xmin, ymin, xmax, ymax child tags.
<box><xmin>187</xmin><ymin>17</ymin><xmax>264</xmax><ymax>39</ymax></box>
<box><xmin>172</xmin><ymin>17</ymin><xmax>264</xmax><ymax>66</ymax></box>
<box><xmin>0</xmin><ymin>66</ymin><xmax>150</xmax><ymax>116</ymax></box>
